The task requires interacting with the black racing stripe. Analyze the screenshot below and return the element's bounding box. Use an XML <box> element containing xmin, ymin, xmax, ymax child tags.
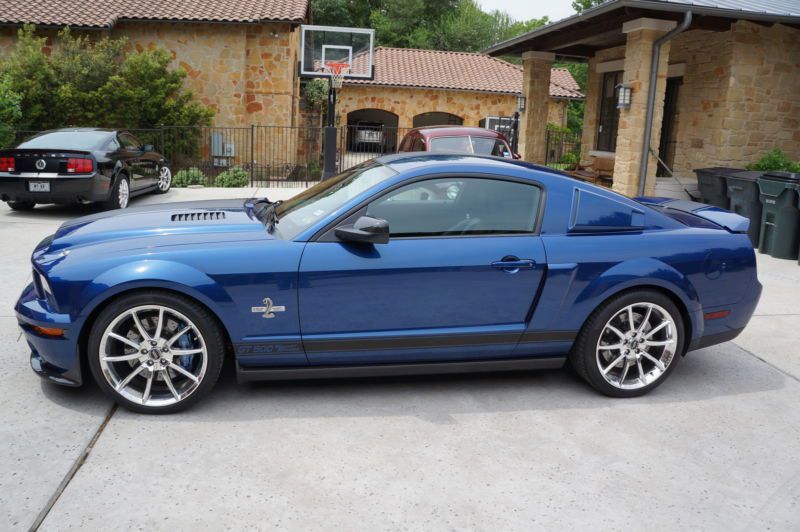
<box><xmin>303</xmin><ymin>331</ymin><xmax>578</xmax><ymax>353</ymax></box>
<box><xmin>519</xmin><ymin>331</ymin><xmax>577</xmax><ymax>343</ymax></box>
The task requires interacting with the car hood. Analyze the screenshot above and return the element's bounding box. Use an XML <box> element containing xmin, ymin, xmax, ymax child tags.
<box><xmin>38</xmin><ymin>199</ymin><xmax>272</xmax><ymax>255</ymax></box>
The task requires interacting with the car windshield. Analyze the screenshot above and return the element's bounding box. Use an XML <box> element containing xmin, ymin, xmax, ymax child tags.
<box><xmin>18</xmin><ymin>131</ymin><xmax>111</xmax><ymax>150</ymax></box>
<box><xmin>429</xmin><ymin>136</ymin><xmax>472</xmax><ymax>153</ymax></box>
<box><xmin>267</xmin><ymin>162</ymin><xmax>398</xmax><ymax>239</ymax></box>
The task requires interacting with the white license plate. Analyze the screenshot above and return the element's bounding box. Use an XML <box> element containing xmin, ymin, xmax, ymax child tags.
<box><xmin>29</xmin><ymin>182</ymin><xmax>50</xmax><ymax>192</ymax></box>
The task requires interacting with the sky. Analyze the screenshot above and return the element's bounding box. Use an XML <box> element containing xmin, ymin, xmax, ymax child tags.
<box><xmin>476</xmin><ymin>0</ymin><xmax>577</xmax><ymax>23</ymax></box>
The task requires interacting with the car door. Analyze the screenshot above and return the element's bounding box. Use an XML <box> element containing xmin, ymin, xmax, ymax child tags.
<box><xmin>118</xmin><ymin>132</ymin><xmax>150</xmax><ymax>190</ymax></box>
<box><xmin>298</xmin><ymin>176</ymin><xmax>547</xmax><ymax>365</ymax></box>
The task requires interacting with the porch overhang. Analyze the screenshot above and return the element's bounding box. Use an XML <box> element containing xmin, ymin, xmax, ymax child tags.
<box><xmin>485</xmin><ymin>0</ymin><xmax>800</xmax><ymax>59</ymax></box>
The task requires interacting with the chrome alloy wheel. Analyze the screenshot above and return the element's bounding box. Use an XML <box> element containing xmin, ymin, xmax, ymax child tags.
<box><xmin>118</xmin><ymin>178</ymin><xmax>130</xmax><ymax>208</ymax></box>
<box><xmin>158</xmin><ymin>166</ymin><xmax>172</xmax><ymax>191</ymax></box>
<box><xmin>595</xmin><ymin>302</ymin><xmax>678</xmax><ymax>390</ymax></box>
<box><xmin>98</xmin><ymin>305</ymin><xmax>208</xmax><ymax>407</ymax></box>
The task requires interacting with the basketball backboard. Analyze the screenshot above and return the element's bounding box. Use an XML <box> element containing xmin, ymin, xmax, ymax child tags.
<box><xmin>300</xmin><ymin>25</ymin><xmax>375</xmax><ymax>80</ymax></box>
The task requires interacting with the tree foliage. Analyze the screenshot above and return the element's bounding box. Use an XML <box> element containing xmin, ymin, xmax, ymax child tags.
<box><xmin>0</xmin><ymin>25</ymin><xmax>213</xmax><ymax>133</ymax></box>
<box><xmin>571</xmin><ymin>0</ymin><xmax>608</xmax><ymax>13</ymax></box>
<box><xmin>311</xmin><ymin>0</ymin><xmax>548</xmax><ymax>52</ymax></box>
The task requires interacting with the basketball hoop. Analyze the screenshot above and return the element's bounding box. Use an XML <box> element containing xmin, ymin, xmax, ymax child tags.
<box><xmin>323</xmin><ymin>61</ymin><xmax>350</xmax><ymax>89</ymax></box>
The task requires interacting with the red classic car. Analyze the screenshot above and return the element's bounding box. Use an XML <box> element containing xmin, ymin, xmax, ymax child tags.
<box><xmin>398</xmin><ymin>126</ymin><xmax>520</xmax><ymax>159</ymax></box>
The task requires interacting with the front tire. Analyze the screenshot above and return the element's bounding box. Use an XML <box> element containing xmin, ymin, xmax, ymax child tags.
<box><xmin>569</xmin><ymin>290</ymin><xmax>684</xmax><ymax>397</ymax></box>
<box><xmin>87</xmin><ymin>291</ymin><xmax>225</xmax><ymax>414</ymax></box>
<box><xmin>155</xmin><ymin>165</ymin><xmax>172</xmax><ymax>194</ymax></box>
<box><xmin>7</xmin><ymin>200</ymin><xmax>36</xmax><ymax>211</ymax></box>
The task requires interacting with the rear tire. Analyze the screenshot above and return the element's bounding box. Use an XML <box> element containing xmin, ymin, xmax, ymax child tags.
<box><xmin>7</xmin><ymin>200</ymin><xmax>36</xmax><ymax>211</ymax></box>
<box><xmin>87</xmin><ymin>291</ymin><xmax>225</xmax><ymax>414</ymax></box>
<box><xmin>101</xmin><ymin>174</ymin><xmax>129</xmax><ymax>210</ymax></box>
<box><xmin>569</xmin><ymin>290</ymin><xmax>684</xmax><ymax>397</ymax></box>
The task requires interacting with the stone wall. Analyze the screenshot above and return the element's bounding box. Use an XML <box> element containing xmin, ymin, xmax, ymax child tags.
<box><xmin>668</xmin><ymin>22</ymin><xmax>800</xmax><ymax>175</ymax></box>
<box><xmin>117</xmin><ymin>22</ymin><xmax>301</xmax><ymax>127</ymax></box>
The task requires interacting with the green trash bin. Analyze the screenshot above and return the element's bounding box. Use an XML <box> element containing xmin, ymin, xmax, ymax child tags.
<box><xmin>725</xmin><ymin>170</ymin><xmax>763</xmax><ymax>246</ymax></box>
<box><xmin>757</xmin><ymin>171</ymin><xmax>800</xmax><ymax>260</ymax></box>
<box><xmin>695</xmin><ymin>167</ymin><xmax>740</xmax><ymax>209</ymax></box>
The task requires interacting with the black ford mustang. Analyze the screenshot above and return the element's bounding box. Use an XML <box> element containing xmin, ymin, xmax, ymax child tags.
<box><xmin>0</xmin><ymin>128</ymin><xmax>171</xmax><ymax>211</ymax></box>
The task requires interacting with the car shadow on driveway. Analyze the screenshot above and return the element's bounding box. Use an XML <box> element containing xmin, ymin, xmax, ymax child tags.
<box><xmin>185</xmin><ymin>341</ymin><xmax>790</xmax><ymax>422</ymax></box>
<box><xmin>34</xmin><ymin>341</ymin><xmax>790</xmax><ymax>421</ymax></box>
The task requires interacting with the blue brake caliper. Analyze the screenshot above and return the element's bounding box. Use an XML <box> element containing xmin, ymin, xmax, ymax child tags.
<box><xmin>176</xmin><ymin>324</ymin><xmax>193</xmax><ymax>371</ymax></box>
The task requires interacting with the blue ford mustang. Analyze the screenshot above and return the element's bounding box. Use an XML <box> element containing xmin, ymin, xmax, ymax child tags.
<box><xmin>16</xmin><ymin>154</ymin><xmax>761</xmax><ymax>413</ymax></box>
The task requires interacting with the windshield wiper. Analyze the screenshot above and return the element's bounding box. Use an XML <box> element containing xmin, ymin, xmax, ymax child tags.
<box><xmin>248</xmin><ymin>198</ymin><xmax>283</xmax><ymax>232</ymax></box>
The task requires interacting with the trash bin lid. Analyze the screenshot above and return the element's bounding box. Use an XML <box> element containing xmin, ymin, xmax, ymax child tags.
<box><xmin>761</xmin><ymin>171</ymin><xmax>800</xmax><ymax>183</ymax></box>
<box><xmin>695</xmin><ymin>166</ymin><xmax>743</xmax><ymax>176</ymax></box>
<box><xmin>729</xmin><ymin>170</ymin><xmax>763</xmax><ymax>181</ymax></box>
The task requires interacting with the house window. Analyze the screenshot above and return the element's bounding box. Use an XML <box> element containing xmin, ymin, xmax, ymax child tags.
<box><xmin>596</xmin><ymin>71</ymin><xmax>622</xmax><ymax>152</ymax></box>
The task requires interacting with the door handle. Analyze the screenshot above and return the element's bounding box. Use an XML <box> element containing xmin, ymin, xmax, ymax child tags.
<box><xmin>491</xmin><ymin>258</ymin><xmax>535</xmax><ymax>273</ymax></box>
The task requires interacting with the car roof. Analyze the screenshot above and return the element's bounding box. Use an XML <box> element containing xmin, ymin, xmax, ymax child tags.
<box><xmin>411</xmin><ymin>126</ymin><xmax>510</xmax><ymax>140</ymax></box>
<box><xmin>376</xmin><ymin>152</ymin><xmax>563</xmax><ymax>177</ymax></box>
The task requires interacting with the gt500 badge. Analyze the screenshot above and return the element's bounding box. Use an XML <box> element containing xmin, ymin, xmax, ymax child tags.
<box><xmin>251</xmin><ymin>297</ymin><xmax>286</xmax><ymax>318</ymax></box>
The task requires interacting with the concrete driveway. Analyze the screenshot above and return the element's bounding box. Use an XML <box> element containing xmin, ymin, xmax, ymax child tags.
<box><xmin>1</xmin><ymin>188</ymin><xmax>799</xmax><ymax>531</ymax></box>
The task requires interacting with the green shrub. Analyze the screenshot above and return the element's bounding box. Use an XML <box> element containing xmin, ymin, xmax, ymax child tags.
<box><xmin>560</xmin><ymin>152</ymin><xmax>579</xmax><ymax>166</ymax></box>
<box><xmin>214</xmin><ymin>166</ymin><xmax>249</xmax><ymax>187</ymax></box>
<box><xmin>173</xmin><ymin>167</ymin><xmax>207</xmax><ymax>187</ymax></box>
<box><xmin>0</xmin><ymin>77</ymin><xmax>22</xmax><ymax>148</ymax></box>
<box><xmin>746</xmin><ymin>149</ymin><xmax>800</xmax><ymax>173</ymax></box>
<box><xmin>0</xmin><ymin>25</ymin><xmax>213</xmax><ymax>132</ymax></box>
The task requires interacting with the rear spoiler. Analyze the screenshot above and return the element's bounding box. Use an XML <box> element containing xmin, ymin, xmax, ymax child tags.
<box><xmin>635</xmin><ymin>197</ymin><xmax>750</xmax><ymax>233</ymax></box>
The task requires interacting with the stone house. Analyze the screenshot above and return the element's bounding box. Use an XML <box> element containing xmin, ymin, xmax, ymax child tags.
<box><xmin>487</xmin><ymin>0</ymin><xmax>800</xmax><ymax>197</ymax></box>
<box><xmin>0</xmin><ymin>0</ymin><xmax>311</xmax><ymax>127</ymax></box>
<box><xmin>332</xmin><ymin>47</ymin><xmax>583</xmax><ymax>158</ymax></box>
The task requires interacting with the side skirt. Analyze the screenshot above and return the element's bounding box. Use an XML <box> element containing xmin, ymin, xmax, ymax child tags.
<box><xmin>236</xmin><ymin>356</ymin><xmax>566</xmax><ymax>383</ymax></box>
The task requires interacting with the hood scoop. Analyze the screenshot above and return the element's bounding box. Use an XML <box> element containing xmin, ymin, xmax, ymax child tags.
<box><xmin>171</xmin><ymin>211</ymin><xmax>226</xmax><ymax>222</ymax></box>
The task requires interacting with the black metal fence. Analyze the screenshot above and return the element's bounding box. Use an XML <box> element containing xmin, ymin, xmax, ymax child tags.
<box><xmin>12</xmin><ymin>126</ymin><xmax>326</xmax><ymax>186</ymax></box>
<box><xmin>545</xmin><ymin>128</ymin><xmax>582</xmax><ymax>171</ymax></box>
<box><xmin>338</xmin><ymin>125</ymin><xmax>412</xmax><ymax>171</ymax></box>
<box><xmin>11</xmin><ymin>124</ymin><xmax>569</xmax><ymax>185</ymax></box>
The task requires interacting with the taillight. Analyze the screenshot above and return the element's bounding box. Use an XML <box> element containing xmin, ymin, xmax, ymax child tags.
<box><xmin>66</xmin><ymin>158</ymin><xmax>93</xmax><ymax>174</ymax></box>
<box><xmin>0</xmin><ymin>157</ymin><xmax>15</xmax><ymax>172</ymax></box>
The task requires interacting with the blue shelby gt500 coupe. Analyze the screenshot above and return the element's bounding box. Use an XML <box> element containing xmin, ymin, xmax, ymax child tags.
<box><xmin>16</xmin><ymin>154</ymin><xmax>761</xmax><ymax>413</ymax></box>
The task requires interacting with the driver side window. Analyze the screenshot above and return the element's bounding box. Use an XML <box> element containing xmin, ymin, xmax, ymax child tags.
<box><xmin>119</xmin><ymin>134</ymin><xmax>141</xmax><ymax>151</ymax></box>
<box><xmin>366</xmin><ymin>177</ymin><xmax>541</xmax><ymax>237</ymax></box>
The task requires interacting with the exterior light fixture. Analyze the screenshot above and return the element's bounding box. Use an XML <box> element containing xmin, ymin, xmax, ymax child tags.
<box><xmin>517</xmin><ymin>95</ymin><xmax>526</xmax><ymax>112</ymax></box>
<box><xmin>616</xmin><ymin>83</ymin><xmax>632</xmax><ymax>109</ymax></box>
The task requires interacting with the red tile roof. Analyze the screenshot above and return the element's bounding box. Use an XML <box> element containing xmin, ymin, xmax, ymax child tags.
<box><xmin>346</xmin><ymin>47</ymin><xmax>583</xmax><ymax>99</ymax></box>
<box><xmin>0</xmin><ymin>0</ymin><xmax>309</xmax><ymax>27</ymax></box>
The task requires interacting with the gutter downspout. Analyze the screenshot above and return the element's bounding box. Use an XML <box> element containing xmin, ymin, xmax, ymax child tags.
<box><xmin>637</xmin><ymin>10</ymin><xmax>692</xmax><ymax>197</ymax></box>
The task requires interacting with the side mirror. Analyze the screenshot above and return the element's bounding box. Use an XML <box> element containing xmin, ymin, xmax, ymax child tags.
<box><xmin>335</xmin><ymin>216</ymin><xmax>390</xmax><ymax>245</ymax></box>
<box><xmin>143</xmin><ymin>144</ymin><xmax>154</xmax><ymax>152</ymax></box>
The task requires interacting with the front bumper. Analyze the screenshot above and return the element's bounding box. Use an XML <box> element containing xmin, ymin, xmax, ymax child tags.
<box><xmin>15</xmin><ymin>283</ymin><xmax>83</xmax><ymax>386</ymax></box>
<box><xmin>0</xmin><ymin>172</ymin><xmax>111</xmax><ymax>204</ymax></box>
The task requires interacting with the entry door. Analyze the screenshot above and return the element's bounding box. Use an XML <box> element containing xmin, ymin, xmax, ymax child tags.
<box><xmin>298</xmin><ymin>176</ymin><xmax>547</xmax><ymax>365</ymax></box>
<box><xmin>657</xmin><ymin>77</ymin><xmax>683</xmax><ymax>177</ymax></box>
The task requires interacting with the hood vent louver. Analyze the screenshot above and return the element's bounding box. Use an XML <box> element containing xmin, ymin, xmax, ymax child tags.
<box><xmin>171</xmin><ymin>211</ymin><xmax>226</xmax><ymax>222</ymax></box>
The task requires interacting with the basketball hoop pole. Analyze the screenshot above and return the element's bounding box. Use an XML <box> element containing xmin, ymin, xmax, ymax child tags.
<box><xmin>322</xmin><ymin>62</ymin><xmax>349</xmax><ymax>179</ymax></box>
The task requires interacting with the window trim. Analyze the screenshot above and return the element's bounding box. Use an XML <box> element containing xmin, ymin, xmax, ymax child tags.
<box><xmin>312</xmin><ymin>172</ymin><xmax>546</xmax><ymax>242</ymax></box>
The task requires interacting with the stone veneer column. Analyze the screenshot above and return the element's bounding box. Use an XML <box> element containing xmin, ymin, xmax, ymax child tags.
<box><xmin>522</xmin><ymin>51</ymin><xmax>554</xmax><ymax>165</ymax></box>
<box><xmin>613</xmin><ymin>18</ymin><xmax>677</xmax><ymax>197</ymax></box>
